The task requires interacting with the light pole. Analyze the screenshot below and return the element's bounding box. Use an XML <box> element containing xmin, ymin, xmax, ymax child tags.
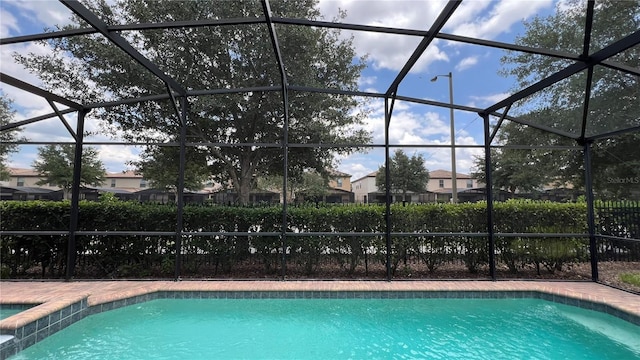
<box><xmin>431</xmin><ymin>72</ymin><xmax>457</xmax><ymax>203</ymax></box>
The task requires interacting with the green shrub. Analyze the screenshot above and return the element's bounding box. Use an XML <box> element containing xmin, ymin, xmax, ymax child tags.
<box><xmin>620</xmin><ymin>272</ymin><xmax>640</xmax><ymax>287</ymax></box>
<box><xmin>0</xmin><ymin>200</ymin><xmax>602</xmax><ymax>278</ymax></box>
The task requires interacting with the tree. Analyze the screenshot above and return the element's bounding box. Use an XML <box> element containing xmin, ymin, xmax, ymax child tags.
<box><xmin>257</xmin><ymin>170</ymin><xmax>328</xmax><ymax>203</ymax></box>
<box><xmin>297</xmin><ymin>171</ymin><xmax>329</xmax><ymax>203</ymax></box>
<box><xmin>17</xmin><ymin>0</ymin><xmax>371</xmax><ymax>204</ymax></box>
<box><xmin>376</xmin><ymin>150</ymin><xmax>429</xmax><ymax>202</ymax></box>
<box><xmin>472</xmin><ymin>125</ymin><xmax>569</xmax><ymax>193</ymax></box>
<box><xmin>0</xmin><ymin>94</ymin><xmax>23</xmax><ymax>181</ymax></box>
<box><xmin>486</xmin><ymin>0</ymin><xmax>640</xmax><ymax>198</ymax></box>
<box><xmin>131</xmin><ymin>146</ymin><xmax>210</xmax><ymax>191</ymax></box>
<box><xmin>33</xmin><ymin>145</ymin><xmax>106</xmax><ymax>198</ymax></box>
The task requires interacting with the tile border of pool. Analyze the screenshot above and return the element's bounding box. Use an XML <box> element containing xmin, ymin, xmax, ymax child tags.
<box><xmin>1</xmin><ymin>281</ymin><xmax>639</xmax><ymax>359</ymax></box>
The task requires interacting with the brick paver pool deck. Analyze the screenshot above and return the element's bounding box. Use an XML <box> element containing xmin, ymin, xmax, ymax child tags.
<box><xmin>1</xmin><ymin>280</ymin><xmax>639</xmax><ymax>358</ymax></box>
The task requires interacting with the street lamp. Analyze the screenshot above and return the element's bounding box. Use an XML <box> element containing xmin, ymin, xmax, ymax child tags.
<box><xmin>430</xmin><ymin>71</ymin><xmax>457</xmax><ymax>203</ymax></box>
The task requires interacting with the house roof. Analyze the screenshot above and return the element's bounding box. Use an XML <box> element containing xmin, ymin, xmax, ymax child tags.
<box><xmin>105</xmin><ymin>170</ymin><xmax>142</xmax><ymax>179</ymax></box>
<box><xmin>9</xmin><ymin>168</ymin><xmax>40</xmax><ymax>176</ymax></box>
<box><xmin>429</xmin><ymin>170</ymin><xmax>473</xmax><ymax>179</ymax></box>
<box><xmin>0</xmin><ymin>186</ymin><xmax>56</xmax><ymax>193</ymax></box>
<box><xmin>352</xmin><ymin>171</ymin><xmax>378</xmax><ymax>183</ymax></box>
<box><xmin>353</xmin><ymin>169</ymin><xmax>476</xmax><ymax>183</ymax></box>
<box><xmin>326</xmin><ymin>169</ymin><xmax>351</xmax><ymax>177</ymax></box>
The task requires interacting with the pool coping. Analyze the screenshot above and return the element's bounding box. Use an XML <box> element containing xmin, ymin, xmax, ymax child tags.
<box><xmin>1</xmin><ymin>280</ymin><xmax>639</xmax><ymax>359</ymax></box>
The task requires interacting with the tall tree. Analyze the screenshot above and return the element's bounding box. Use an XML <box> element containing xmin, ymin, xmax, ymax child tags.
<box><xmin>33</xmin><ymin>145</ymin><xmax>106</xmax><ymax>198</ymax></box>
<box><xmin>257</xmin><ymin>170</ymin><xmax>328</xmax><ymax>203</ymax></box>
<box><xmin>472</xmin><ymin>126</ymin><xmax>571</xmax><ymax>193</ymax></box>
<box><xmin>376</xmin><ymin>150</ymin><xmax>429</xmax><ymax>202</ymax></box>
<box><xmin>17</xmin><ymin>0</ymin><xmax>371</xmax><ymax>204</ymax></box>
<box><xmin>0</xmin><ymin>94</ymin><xmax>23</xmax><ymax>181</ymax></box>
<box><xmin>131</xmin><ymin>146</ymin><xmax>210</xmax><ymax>191</ymax></box>
<box><xmin>486</xmin><ymin>0</ymin><xmax>640</xmax><ymax>199</ymax></box>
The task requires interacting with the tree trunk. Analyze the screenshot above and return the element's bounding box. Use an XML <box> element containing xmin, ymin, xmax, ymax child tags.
<box><xmin>237</xmin><ymin>177</ymin><xmax>252</xmax><ymax>205</ymax></box>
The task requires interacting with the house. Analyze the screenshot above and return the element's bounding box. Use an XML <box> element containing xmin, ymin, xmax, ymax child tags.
<box><xmin>323</xmin><ymin>169</ymin><xmax>354</xmax><ymax>203</ymax></box>
<box><xmin>3</xmin><ymin>168</ymin><xmax>59</xmax><ymax>189</ymax></box>
<box><xmin>351</xmin><ymin>169</ymin><xmax>482</xmax><ymax>203</ymax></box>
<box><xmin>351</xmin><ymin>171</ymin><xmax>380</xmax><ymax>204</ymax></box>
<box><xmin>3</xmin><ymin>167</ymin><xmax>347</xmax><ymax>204</ymax></box>
<box><xmin>104</xmin><ymin>170</ymin><xmax>148</xmax><ymax>191</ymax></box>
<box><xmin>427</xmin><ymin>170</ymin><xmax>482</xmax><ymax>203</ymax></box>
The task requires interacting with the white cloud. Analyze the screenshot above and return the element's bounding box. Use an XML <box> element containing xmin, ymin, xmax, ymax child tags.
<box><xmin>455</xmin><ymin>56</ymin><xmax>478</xmax><ymax>72</ymax></box>
<box><xmin>358</xmin><ymin>75</ymin><xmax>378</xmax><ymax>87</ymax></box>
<box><xmin>468</xmin><ymin>92</ymin><xmax>511</xmax><ymax>107</ymax></box>
<box><xmin>318</xmin><ymin>1</ymin><xmax>451</xmax><ymax>74</ymax></box>
<box><xmin>98</xmin><ymin>145</ymin><xmax>141</xmax><ymax>172</ymax></box>
<box><xmin>8</xmin><ymin>0</ymin><xmax>72</xmax><ymax>29</ymax></box>
<box><xmin>450</xmin><ymin>0</ymin><xmax>553</xmax><ymax>39</ymax></box>
<box><xmin>0</xmin><ymin>9</ymin><xmax>19</xmax><ymax>37</ymax></box>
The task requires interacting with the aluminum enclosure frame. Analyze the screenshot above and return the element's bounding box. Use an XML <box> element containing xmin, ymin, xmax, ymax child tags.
<box><xmin>1</xmin><ymin>0</ymin><xmax>639</xmax><ymax>282</ymax></box>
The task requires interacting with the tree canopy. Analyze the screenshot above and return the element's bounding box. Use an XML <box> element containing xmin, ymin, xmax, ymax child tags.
<box><xmin>0</xmin><ymin>93</ymin><xmax>22</xmax><ymax>181</ymax></box>
<box><xmin>17</xmin><ymin>0</ymin><xmax>371</xmax><ymax>204</ymax></box>
<box><xmin>376</xmin><ymin>150</ymin><xmax>429</xmax><ymax>201</ymax></box>
<box><xmin>131</xmin><ymin>146</ymin><xmax>210</xmax><ymax>191</ymax></box>
<box><xmin>476</xmin><ymin>0</ymin><xmax>639</xmax><ymax>198</ymax></box>
<box><xmin>33</xmin><ymin>145</ymin><xmax>106</xmax><ymax>196</ymax></box>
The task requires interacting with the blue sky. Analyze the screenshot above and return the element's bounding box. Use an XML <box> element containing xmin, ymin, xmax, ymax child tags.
<box><xmin>0</xmin><ymin>0</ymin><xmax>560</xmax><ymax>180</ymax></box>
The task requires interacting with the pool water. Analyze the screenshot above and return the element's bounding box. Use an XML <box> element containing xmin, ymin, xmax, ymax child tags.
<box><xmin>11</xmin><ymin>298</ymin><xmax>640</xmax><ymax>359</ymax></box>
<box><xmin>0</xmin><ymin>306</ymin><xmax>32</xmax><ymax>321</ymax></box>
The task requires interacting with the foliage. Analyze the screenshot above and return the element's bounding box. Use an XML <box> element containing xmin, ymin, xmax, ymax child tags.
<box><xmin>258</xmin><ymin>171</ymin><xmax>329</xmax><ymax>203</ymax></box>
<box><xmin>16</xmin><ymin>0</ymin><xmax>371</xmax><ymax>204</ymax></box>
<box><xmin>32</xmin><ymin>144</ymin><xmax>106</xmax><ymax>196</ymax></box>
<box><xmin>479</xmin><ymin>0</ymin><xmax>640</xmax><ymax>198</ymax></box>
<box><xmin>131</xmin><ymin>146</ymin><xmax>210</xmax><ymax>190</ymax></box>
<box><xmin>619</xmin><ymin>272</ymin><xmax>640</xmax><ymax>287</ymax></box>
<box><xmin>0</xmin><ymin>200</ymin><xmax>613</xmax><ymax>279</ymax></box>
<box><xmin>376</xmin><ymin>150</ymin><xmax>429</xmax><ymax>201</ymax></box>
<box><xmin>0</xmin><ymin>93</ymin><xmax>23</xmax><ymax>181</ymax></box>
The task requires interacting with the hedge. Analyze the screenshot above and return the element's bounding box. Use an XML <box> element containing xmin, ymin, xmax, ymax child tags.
<box><xmin>1</xmin><ymin>199</ymin><xmax>633</xmax><ymax>279</ymax></box>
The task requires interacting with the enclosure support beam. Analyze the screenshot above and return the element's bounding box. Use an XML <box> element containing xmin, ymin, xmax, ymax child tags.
<box><xmin>262</xmin><ymin>0</ymin><xmax>290</xmax><ymax>280</ymax></box>
<box><xmin>583</xmin><ymin>140</ymin><xmax>598</xmax><ymax>281</ymax></box>
<box><xmin>66</xmin><ymin>109</ymin><xmax>87</xmax><ymax>280</ymax></box>
<box><xmin>47</xmin><ymin>100</ymin><xmax>77</xmax><ymax>141</ymax></box>
<box><xmin>384</xmin><ymin>96</ymin><xmax>396</xmax><ymax>281</ymax></box>
<box><xmin>0</xmin><ymin>72</ymin><xmax>83</xmax><ymax>110</ymax></box>
<box><xmin>482</xmin><ymin>113</ymin><xmax>496</xmax><ymax>280</ymax></box>
<box><xmin>174</xmin><ymin>98</ymin><xmax>188</xmax><ymax>280</ymax></box>
<box><xmin>61</xmin><ymin>0</ymin><xmax>186</xmax><ymax>96</ymax></box>
<box><xmin>484</xmin><ymin>28</ymin><xmax>640</xmax><ymax>115</ymax></box>
<box><xmin>488</xmin><ymin>104</ymin><xmax>511</xmax><ymax>144</ymax></box>
<box><xmin>385</xmin><ymin>0</ymin><xmax>460</xmax><ymax>96</ymax></box>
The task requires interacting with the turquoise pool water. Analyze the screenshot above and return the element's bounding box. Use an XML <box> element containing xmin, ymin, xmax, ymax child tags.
<box><xmin>0</xmin><ymin>305</ymin><xmax>32</xmax><ymax>321</ymax></box>
<box><xmin>11</xmin><ymin>298</ymin><xmax>640</xmax><ymax>359</ymax></box>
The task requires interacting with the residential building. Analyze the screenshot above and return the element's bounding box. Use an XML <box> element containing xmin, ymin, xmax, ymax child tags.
<box><xmin>351</xmin><ymin>169</ymin><xmax>482</xmax><ymax>203</ymax></box>
<box><xmin>3</xmin><ymin>167</ymin><xmax>352</xmax><ymax>204</ymax></box>
<box><xmin>104</xmin><ymin>170</ymin><xmax>146</xmax><ymax>191</ymax></box>
<box><xmin>3</xmin><ymin>168</ymin><xmax>58</xmax><ymax>189</ymax></box>
<box><xmin>324</xmin><ymin>169</ymin><xmax>354</xmax><ymax>203</ymax></box>
<box><xmin>351</xmin><ymin>171</ymin><xmax>379</xmax><ymax>204</ymax></box>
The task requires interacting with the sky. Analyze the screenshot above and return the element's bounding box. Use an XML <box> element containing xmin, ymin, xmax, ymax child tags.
<box><xmin>0</xmin><ymin>0</ymin><xmax>561</xmax><ymax>180</ymax></box>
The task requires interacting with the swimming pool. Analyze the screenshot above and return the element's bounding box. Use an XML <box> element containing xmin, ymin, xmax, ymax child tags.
<box><xmin>10</xmin><ymin>297</ymin><xmax>640</xmax><ymax>359</ymax></box>
<box><xmin>0</xmin><ymin>305</ymin><xmax>34</xmax><ymax>321</ymax></box>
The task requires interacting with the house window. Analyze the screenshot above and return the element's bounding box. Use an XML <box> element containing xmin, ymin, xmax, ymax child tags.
<box><xmin>110</xmin><ymin>179</ymin><xmax>117</xmax><ymax>188</ymax></box>
<box><xmin>140</xmin><ymin>179</ymin><xmax>148</xmax><ymax>188</ymax></box>
<box><xmin>466</xmin><ymin>179</ymin><xmax>473</xmax><ymax>188</ymax></box>
<box><xmin>336</xmin><ymin>178</ymin><xmax>343</xmax><ymax>187</ymax></box>
<box><xmin>16</xmin><ymin>177</ymin><xmax>25</xmax><ymax>186</ymax></box>
<box><xmin>438</xmin><ymin>179</ymin><xmax>444</xmax><ymax>188</ymax></box>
